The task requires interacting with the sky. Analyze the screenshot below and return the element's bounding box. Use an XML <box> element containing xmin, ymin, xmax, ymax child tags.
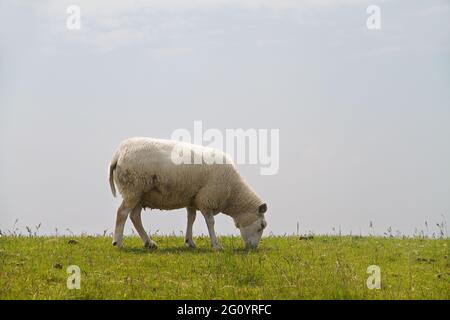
<box><xmin>0</xmin><ymin>0</ymin><xmax>449</xmax><ymax>237</ymax></box>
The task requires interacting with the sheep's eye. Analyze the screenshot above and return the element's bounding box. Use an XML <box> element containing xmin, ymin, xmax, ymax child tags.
<box><xmin>257</xmin><ymin>221</ymin><xmax>266</xmax><ymax>232</ymax></box>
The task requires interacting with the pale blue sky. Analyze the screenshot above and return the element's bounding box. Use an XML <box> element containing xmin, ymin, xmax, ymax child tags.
<box><xmin>1</xmin><ymin>0</ymin><xmax>449</xmax><ymax>237</ymax></box>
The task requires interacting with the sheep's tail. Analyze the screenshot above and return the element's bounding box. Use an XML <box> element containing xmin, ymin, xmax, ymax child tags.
<box><xmin>109</xmin><ymin>151</ymin><xmax>119</xmax><ymax>198</ymax></box>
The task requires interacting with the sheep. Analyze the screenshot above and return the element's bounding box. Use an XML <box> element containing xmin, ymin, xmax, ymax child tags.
<box><xmin>108</xmin><ymin>137</ymin><xmax>268</xmax><ymax>250</ymax></box>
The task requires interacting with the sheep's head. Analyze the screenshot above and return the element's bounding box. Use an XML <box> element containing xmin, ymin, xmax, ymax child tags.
<box><xmin>236</xmin><ymin>203</ymin><xmax>267</xmax><ymax>249</ymax></box>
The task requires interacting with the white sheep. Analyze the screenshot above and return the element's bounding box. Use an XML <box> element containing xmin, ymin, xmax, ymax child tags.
<box><xmin>108</xmin><ymin>137</ymin><xmax>267</xmax><ymax>250</ymax></box>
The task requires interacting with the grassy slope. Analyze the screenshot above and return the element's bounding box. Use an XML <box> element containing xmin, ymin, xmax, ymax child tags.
<box><xmin>0</xmin><ymin>236</ymin><xmax>449</xmax><ymax>300</ymax></box>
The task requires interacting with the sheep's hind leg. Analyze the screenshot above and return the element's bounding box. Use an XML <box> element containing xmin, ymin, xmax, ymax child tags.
<box><xmin>130</xmin><ymin>205</ymin><xmax>157</xmax><ymax>249</ymax></box>
<box><xmin>112</xmin><ymin>200</ymin><xmax>135</xmax><ymax>248</ymax></box>
<box><xmin>185</xmin><ymin>207</ymin><xmax>197</xmax><ymax>248</ymax></box>
<box><xmin>202</xmin><ymin>211</ymin><xmax>223</xmax><ymax>251</ymax></box>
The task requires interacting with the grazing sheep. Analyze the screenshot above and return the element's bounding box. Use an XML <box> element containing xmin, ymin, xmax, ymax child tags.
<box><xmin>109</xmin><ymin>137</ymin><xmax>267</xmax><ymax>250</ymax></box>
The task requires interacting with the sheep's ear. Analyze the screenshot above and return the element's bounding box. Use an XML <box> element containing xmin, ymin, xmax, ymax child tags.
<box><xmin>258</xmin><ymin>203</ymin><xmax>267</xmax><ymax>215</ymax></box>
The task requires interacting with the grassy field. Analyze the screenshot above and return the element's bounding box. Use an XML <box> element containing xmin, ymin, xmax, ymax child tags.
<box><xmin>0</xmin><ymin>235</ymin><xmax>449</xmax><ymax>299</ymax></box>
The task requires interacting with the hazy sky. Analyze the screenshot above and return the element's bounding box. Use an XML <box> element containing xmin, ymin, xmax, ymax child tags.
<box><xmin>1</xmin><ymin>0</ymin><xmax>449</xmax><ymax>237</ymax></box>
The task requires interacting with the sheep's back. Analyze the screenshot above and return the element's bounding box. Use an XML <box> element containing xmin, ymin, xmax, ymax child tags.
<box><xmin>114</xmin><ymin>138</ymin><xmax>238</xmax><ymax>209</ymax></box>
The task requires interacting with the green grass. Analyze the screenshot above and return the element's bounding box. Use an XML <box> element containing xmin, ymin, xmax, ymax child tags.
<box><xmin>0</xmin><ymin>235</ymin><xmax>449</xmax><ymax>299</ymax></box>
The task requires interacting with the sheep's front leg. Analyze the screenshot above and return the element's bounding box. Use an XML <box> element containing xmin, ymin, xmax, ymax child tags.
<box><xmin>112</xmin><ymin>201</ymin><xmax>134</xmax><ymax>247</ymax></box>
<box><xmin>185</xmin><ymin>207</ymin><xmax>197</xmax><ymax>248</ymax></box>
<box><xmin>202</xmin><ymin>212</ymin><xmax>222</xmax><ymax>251</ymax></box>
<box><xmin>130</xmin><ymin>205</ymin><xmax>157</xmax><ymax>249</ymax></box>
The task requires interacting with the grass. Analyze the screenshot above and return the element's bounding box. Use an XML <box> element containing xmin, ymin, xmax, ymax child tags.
<box><xmin>0</xmin><ymin>235</ymin><xmax>449</xmax><ymax>299</ymax></box>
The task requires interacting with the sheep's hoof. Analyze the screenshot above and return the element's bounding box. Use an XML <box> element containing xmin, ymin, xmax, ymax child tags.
<box><xmin>144</xmin><ymin>240</ymin><xmax>158</xmax><ymax>250</ymax></box>
<box><xmin>185</xmin><ymin>239</ymin><xmax>197</xmax><ymax>249</ymax></box>
<box><xmin>112</xmin><ymin>241</ymin><xmax>123</xmax><ymax>248</ymax></box>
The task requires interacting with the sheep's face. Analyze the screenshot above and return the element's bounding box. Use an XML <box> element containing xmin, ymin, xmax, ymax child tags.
<box><xmin>239</xmin><ymin>217</ymin><xmax>267</xmax><ymax>249</ymax></box>
<box><xmin>238</xmin><ymin>203</ymin><xmax>267</xmax><ymax>249</ymax></box>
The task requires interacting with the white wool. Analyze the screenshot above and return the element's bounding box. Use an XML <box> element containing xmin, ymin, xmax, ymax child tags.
<box><xmin>109</xmin><ymin>137</ymin><xmax>266</xmax><ymax>227</ymax></box>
